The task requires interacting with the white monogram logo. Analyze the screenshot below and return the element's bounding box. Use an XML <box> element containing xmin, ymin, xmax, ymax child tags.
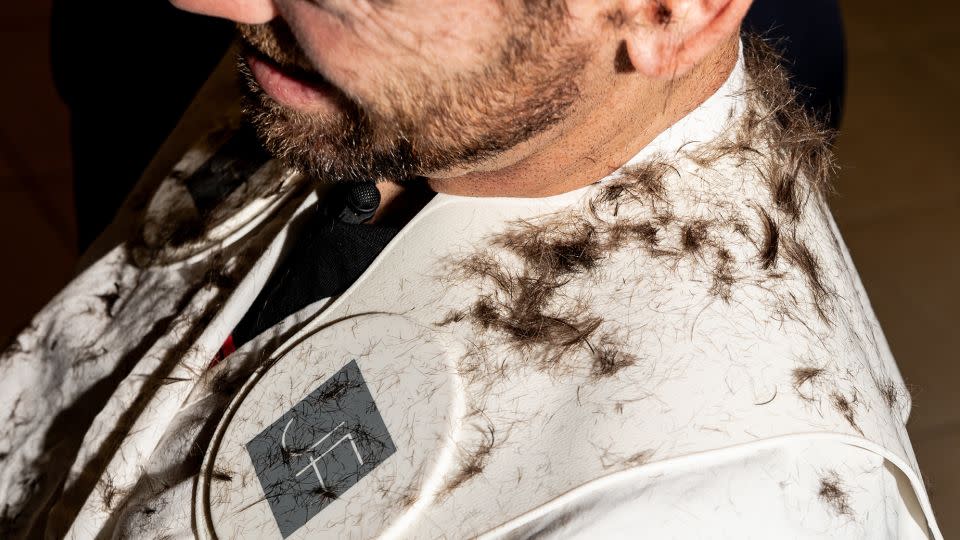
<box><xmin>282</xmin><ymin>419</ymin><xmax>365</xmax><ymax>489</ymax></box>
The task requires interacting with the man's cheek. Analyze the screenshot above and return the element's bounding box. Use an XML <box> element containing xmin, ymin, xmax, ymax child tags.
<box><xmin>270</xmin><ymin>7</ymin><xmax>379</xmax><ymax>91</ymax></box>
<box><xmin>293</xmin><ymin>0</ymin><xmax>505</xmax><ymax>78</ymax></box>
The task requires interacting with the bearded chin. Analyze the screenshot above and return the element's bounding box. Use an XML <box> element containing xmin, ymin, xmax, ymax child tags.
<box><xmin>240</xmin><ymin>66</ymin><xmax>422</xmax><ymax>184</ymax></box>
<box><xmin>238</xmin><ymin>27</ymin><xmax>586</xmax><ymax>186</ymax></box>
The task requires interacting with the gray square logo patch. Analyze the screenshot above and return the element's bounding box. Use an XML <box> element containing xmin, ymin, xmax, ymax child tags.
<box><xmin>246</xmin><ymin>360</ymin><xmax>397</xmax><ymax>538</ymax></box>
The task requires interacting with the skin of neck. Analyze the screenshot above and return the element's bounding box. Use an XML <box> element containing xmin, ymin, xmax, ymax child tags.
<box><xmin>426</xmin><ymin>34</ymin><xmax>740</xmax><ymax>199</ymax></box>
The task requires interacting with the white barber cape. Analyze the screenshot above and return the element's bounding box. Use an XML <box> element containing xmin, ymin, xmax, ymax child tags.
<box><xmin>0</xmin><ymin>42</ymin><xmax>943</xmax><ymax>539</ymax></box>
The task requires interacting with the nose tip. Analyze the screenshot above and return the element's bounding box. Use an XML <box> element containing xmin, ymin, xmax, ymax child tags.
<box><xmin>169</xmin><ymin>0</ymin><xmax>277</xmax><ymax>25</ymax></box>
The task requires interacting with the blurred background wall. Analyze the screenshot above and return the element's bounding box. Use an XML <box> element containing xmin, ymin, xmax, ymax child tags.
<box><xmin>0</xmin><ymin>0</ymin><xmax>956</xmax><ymax>535</ymax></box>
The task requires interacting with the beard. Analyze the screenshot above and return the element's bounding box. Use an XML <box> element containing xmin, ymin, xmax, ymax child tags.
<box><xmin>237</xmin><ymin>9</ymin><xmax>588</xmax><ymax>184</ymax></box>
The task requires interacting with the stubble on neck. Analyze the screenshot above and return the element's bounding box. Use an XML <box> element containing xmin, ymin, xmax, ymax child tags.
<box><xmin>427</xmin><ymin>35</ymin><xmax>741</xmax><ymax>198</ymax></box>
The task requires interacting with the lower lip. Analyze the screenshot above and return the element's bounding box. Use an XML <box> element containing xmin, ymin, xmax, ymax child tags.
<box><xmin>247</xmin><ymin>55</ymin><xmax>337</xmax><ymax>112</ymax></box>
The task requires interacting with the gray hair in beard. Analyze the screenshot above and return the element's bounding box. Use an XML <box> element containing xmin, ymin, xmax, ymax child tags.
<box><xmin>236</xmin><ymin>5</ymin><xmax>586</xmax><ymax>184</ymax></box>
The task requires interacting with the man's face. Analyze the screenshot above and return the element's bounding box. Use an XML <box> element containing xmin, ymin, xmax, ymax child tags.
<box><xmin>235</xmin><ymin>0</ymin><xmax>592</xmax><ymax>183</ymax></box>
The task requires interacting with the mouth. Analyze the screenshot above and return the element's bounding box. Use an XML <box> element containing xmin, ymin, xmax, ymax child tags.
<box><xmin>243</xmin><ymin>46</ymin><xmax>341</xmax><ymax>112</ymax></box>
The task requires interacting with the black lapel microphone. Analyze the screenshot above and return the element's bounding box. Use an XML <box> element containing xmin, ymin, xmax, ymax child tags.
<box><xmin>336</xmin><ymin>181</ymin><xmax>381</xmax><ymax>224</ymax></box>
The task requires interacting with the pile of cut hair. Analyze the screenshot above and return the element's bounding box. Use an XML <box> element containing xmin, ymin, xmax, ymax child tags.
<box><xmin>440</xmin><ymin>35</ymin><xmax>839</xmax><ymax>385</ymax></box>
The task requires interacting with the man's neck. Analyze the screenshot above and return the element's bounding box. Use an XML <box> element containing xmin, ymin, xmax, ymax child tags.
<box><xmin>426</xmin><ymin>37</ymin><xmax>740</xmax><ymax>199</ymax></box>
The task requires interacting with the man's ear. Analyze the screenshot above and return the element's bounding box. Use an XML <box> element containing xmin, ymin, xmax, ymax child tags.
<box><xmin>620</xmin><ymin>0</ymin><xmax>752</xmax><ymax>79</ymax></box>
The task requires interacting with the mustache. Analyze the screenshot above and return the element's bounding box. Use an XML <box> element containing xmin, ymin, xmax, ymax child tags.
<box><xmin>237</xmin><ymin>20</ymin><xmax>321</xmax><ymax>79</ymax></box>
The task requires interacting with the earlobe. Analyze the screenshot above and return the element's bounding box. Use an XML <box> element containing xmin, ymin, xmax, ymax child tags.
<box><xmin>621</xmin><ymin>6</ymin><xmax>687</xmax><ymax>81</ymax></box>
<box><xmin>617</xmin><ymin>0</ymin><xmax>688</xmax><ymax>79</ymax></box>
<box><xmin>624</xmin><ymin>33</ymin><xmax>681</xmax><ymax>79</ymax></box>
<box><xmin>619</xmin><ymin>0</ymin><xmax>751</xmax><ymax>80</ymax></box>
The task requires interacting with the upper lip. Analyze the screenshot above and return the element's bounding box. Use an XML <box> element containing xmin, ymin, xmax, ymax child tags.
<box><xmin>241</xmin><ymin>40</ymin><xmax>332</xmax><ymax>88</ymax></box>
